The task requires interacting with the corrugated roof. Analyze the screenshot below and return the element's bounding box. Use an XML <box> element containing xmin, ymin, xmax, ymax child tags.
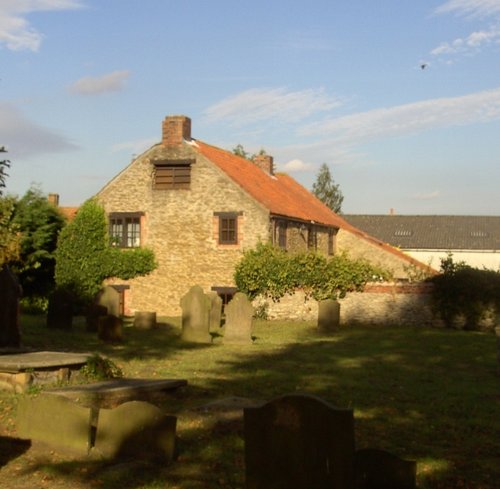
<box><xmin>343</xmin><ymin>215</ymin><xmax>500</xmax><ymax>250</ymax></box>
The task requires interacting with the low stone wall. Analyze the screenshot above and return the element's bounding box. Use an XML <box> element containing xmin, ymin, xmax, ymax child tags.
<box><xmin>254</xmin><ymin>283</ymin><xmax>442</xmax><ymax>327</ymax></box>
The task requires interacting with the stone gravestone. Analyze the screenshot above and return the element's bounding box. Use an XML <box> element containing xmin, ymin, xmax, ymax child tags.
<box><xmin>354</xmin><ymin>448</ymin><xmax>416</xmax><ymax>489</ymax></box>
<box><xmin>207</xmin><ymin>291</ymin><xmax>223</xmax><ymax>334</ymax></box>
<box><xmin>94</xmin><ymin>400</ymin><xmax>177</xmax><ymax>462</ymax></box>
<box><xmin>317</xmin><ymin>299</ymin><xmax>340</xmax><ymax>334</ymax></box>
<box><xmin>134</xmin><ymin>311</ymin><xmax>157</xmax><ymax>330</ymax></box>
<box><xmin>96</xmin><ymin>286</ymin><xmax>121</xmax><ymax>317</ymax></box>
<box><xmin>0</xmin><ymin>265</ymin><xmax>21</xmax><ymax>348</ymax></box>
<box><xmin>180</xmin><ymin>285</ymin><xmax>211</xmax><ymax>343</ymax></box>
<box><xmin>244</xmin><ymin>393</ymin><xmax>355</xmax><ymax>489</ymax></box>
<box><xmin>46</xmin><ymin>288</ymin><xmax>73</xmax><ymax>330</ymax></box>
<box><xmin>224</xmin><ymin>292</ymin><xmax>253</xmax><ymax>344</ymax></box>
<box><xmin>17</xmin><ymin>393</ymin><xmax>93</xmax><ymax>453</ymax></box>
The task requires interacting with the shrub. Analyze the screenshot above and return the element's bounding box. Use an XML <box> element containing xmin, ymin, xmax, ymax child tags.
<box><xmin>234</xmin><ymin>243</ymin><xmax>391</xmax><ymax>302</ymax></box>
<box><xmin>80</xmin><ymin>353</ymin><xmax>123</xmax><ymax>380</ymax></box>
<box><xmin>55</xmin><ymin>199</ymin><xmax>156</xmax><ymax>304</ymax></box>
<box><xmin>429</xmin><ymin>254</ymin><xmax>500</xmax><ymax>330</ymax></box>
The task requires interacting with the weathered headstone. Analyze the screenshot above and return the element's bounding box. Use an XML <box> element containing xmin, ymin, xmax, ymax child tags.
<box><xmin>317</xmin><ymin>299</ymin><xmax>340</xmax><ymax>334</ymax></box>
<box><xmin>354</xmin><ymin>448</ymin><xmax>416</xmax><ymax>489</ymax></box>
<box><xmin>207</xmin><ymin>291</ymin><xmax>223</xmax><ymax>333</ymax></box>
<box><xmin>134</xmin><ymin>311</ymin><xmax>157</xmax><ymax>330</ymax></box>
<box><xmin>98</xmin><ymin>315</ymin><xmax>123</xmax><ymax>343</ymax></box>
<box><xmin>17</xmin><ymin>394</ymin><xmax>93</xmax><ymax>453</ymax></box>
<box><xmin>180</xmin><ymin>285</ymin><xmax>211</xmax><ymax>343</ymax></box>
<box><xmin>94</xmin><ymin>400</ymin><xmax>177</xmax><ymax>462</ymax></box>
<box><xmin>0</xmin><ymin>265</ymin><xmax>21</xmax><ymax>348</ymax></box>
<box><xmin>96</xmin><ymin>286</ymin><xmax>121</xmax><ymax>317</ymax></box>
<box><xmin>46</xmin><ymin>288</ymin><xmax>73</xmax><ymax>330</ymax></box>
<box><xmin>224</xmin><ymin>292</ymin><xmax>253</xmax><ymax>344</ymax></box>
<box><xmin>244</xmin><ymin>393</ymin><xmax>355</xmax><ymax>489</ymax></box>
<box><xmin>86</xmin><ymin>304</ymin><xmax>108</xmax><ymax>332</ymax></box>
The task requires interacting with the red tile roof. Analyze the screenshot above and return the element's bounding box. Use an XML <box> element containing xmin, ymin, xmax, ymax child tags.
<box><xmin>195</xmin><ymin>140</ymin><xmax>342</xmax><ymax>227</ymax></box>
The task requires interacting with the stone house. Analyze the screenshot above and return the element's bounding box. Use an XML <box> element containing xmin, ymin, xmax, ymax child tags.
<box><xmin>96</xmin><ymin>115</ymin><xmax>431</xmax><ymax>316</ymax></box>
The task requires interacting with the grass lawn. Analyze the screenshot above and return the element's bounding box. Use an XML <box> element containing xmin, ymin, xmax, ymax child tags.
<box><xmin>0</xmin><ymin>315</ymin><xmax>498</xmax><ymax>488</ymax></box>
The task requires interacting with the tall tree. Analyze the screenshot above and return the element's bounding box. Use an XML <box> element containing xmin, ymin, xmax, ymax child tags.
<box><xmin>10</xmin><ymin>187</ymin><xmax>66</xmax><ymax>299</ymax></box>
<box><xmin>311</xmin><ymin>163</ymin><xmax>344</xmax><ymax>214</ymax></box>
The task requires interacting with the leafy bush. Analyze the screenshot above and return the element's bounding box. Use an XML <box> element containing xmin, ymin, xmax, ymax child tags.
<box><xmin>80</xmin><ymin>353</ymin><xmax>123</xmax><ymax>380</ymax></box>
<box><xmin>429</xmin><ymin>254</ymin><xmax>500</xmax><ymax>330</ymax></box>
<box><xmin>55</xmin><ymin>199</ymin><xmax>156</xmax><ymax>304</ymax></box>
<box><xmin>234</xmin><ymin>242</ymin><xmax>391</xmax><ymax>301</ymax></box>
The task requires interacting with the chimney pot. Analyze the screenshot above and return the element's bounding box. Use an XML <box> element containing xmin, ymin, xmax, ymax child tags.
<box><xmin>253</xmin><ymin>154</ymin><xmax>274</xmax><ymax>175</ymax></box>
<box><xmin>162</xmin><ymin>115</ymin><xmax>191</xmax><ymax>146</ymax></box>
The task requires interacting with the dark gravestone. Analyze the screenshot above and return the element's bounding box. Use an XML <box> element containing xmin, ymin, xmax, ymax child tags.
<box><xmin>244</xmin><ymin>393</ymin><xmax>355</xmax><ymax>489</ymax></box>
<box><xmin>207</xmin><ymin>291</ymin><xmax>223</xmax><ymax>333</ymax></box>
<box><xmin>180</xmin><ymin>285</ymin><xmax>211</xmax><ymax>343</ymax></box>
<box><xmin>94</xmin><ymin>400</ymin><xmax>177</xmax><ymax>462</ymax></box>
<box><xmin>317</xmin><ymin>299</ymin><xmax>340</xmax><ymax>334</ymax></box>
<box><xmin>0</xmin><ymin>265</ymin><xmax>21</xmax><ymax>348</ymax></box>
<box><xmin>86</xmin><ymin>304</ymin><xmax>108</xmax><ymax>332</ymax></box>
<box><xmin>96</xmin><ymin>286</ymin><xmax>121</xmax><ymax>317</ymax></box>
<box><xmin>354</xmin><ymin>449</ymin><xmax>416</xmax><ymax>489</ymax></box>
<box><xmin>46</xmin><ymin>289</ymin><xmax>73</xmax><ymax>330</ymax></box>
<box><xmin>98</xmin><ymin>315</ymin><xmax>123</xmax><ymax>343</ymax></box>
<box><xmin>224</xmin><ymin>292</ymin><xmax>253</xmax><ymax>344</ymax></box>
<box><xmin>495</xmin><ymin>326</ymin><xmax>500</xmax><ymax>375</ymax></box>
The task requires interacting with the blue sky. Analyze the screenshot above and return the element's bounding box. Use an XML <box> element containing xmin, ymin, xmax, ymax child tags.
<box><xmin>1</xmin><ymin>0</ymin><xmax>499</xmax><ymax>214</ymax></box>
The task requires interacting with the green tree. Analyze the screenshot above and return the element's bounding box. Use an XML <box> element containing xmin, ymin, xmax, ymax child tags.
<box><xmin>55</xmin><ymin>198</ymin><xmax>156</xmax><ymax>303</ymax></box>
<box><xmin>0</xmin><ymin>146</ymin><xmax>10</xmax><ymax>196</ymax></box>
<box><xmin>311</xmin><ymin>163</ymin><xmax>344</xmax><ymax>214</ymax></box>
<box><xmin>10</xmin><ymin>187</ymin><xmax>66</xmax><ymax>299</ymax></box>
<box><xmin>232</xmin><ymin>144</ymin><xmax>268</xmax><ymax>160</ymax></box>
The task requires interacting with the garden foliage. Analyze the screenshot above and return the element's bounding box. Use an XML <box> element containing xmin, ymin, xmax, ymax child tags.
<box><xmin>234</xmin><ymin>242</ymin><xmax>390</xmax><ymax>301</ymax></box>
<box><xmin>429</xmin><ymin>254</ymin><xmax>500</xmax><ymax>330</ymax></box>
<box><xmin>55</xmin><ymin>199</ymin><xmax>156</xmax><ymax>303</ymax></box>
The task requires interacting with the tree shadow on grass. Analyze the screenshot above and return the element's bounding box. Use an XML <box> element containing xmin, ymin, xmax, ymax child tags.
<box><xmin>0</xmin><ymin>436</ymin><xmax>31</xmax><ymax>467</ymax></box>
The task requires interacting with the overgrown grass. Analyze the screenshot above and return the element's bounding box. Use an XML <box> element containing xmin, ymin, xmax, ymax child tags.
<box><xmin>1</xmin><ymin>315</ymin><xmax>498</xmax><ymax>488</ymax></box>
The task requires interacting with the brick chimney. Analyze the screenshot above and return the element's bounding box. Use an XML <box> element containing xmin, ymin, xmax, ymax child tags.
<box><xmin>48</xmin><ymin>193</ymin><xmax>59</xmax><ymax>206</ymax></box>
<box><xmin>253</xmin><ymin>154</ymin><xmax>274</xmax><ymax>175</ymax></box>
<box><xmin>162</xmin><ymin>115</ymin><xmax>191</xmax><ymax>146</ymax></box>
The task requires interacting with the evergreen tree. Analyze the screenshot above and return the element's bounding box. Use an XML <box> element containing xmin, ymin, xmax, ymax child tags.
<box><xmin>311</xmin><ymin>163</ymin><xmax>344</xmax><ymax>214</ymax></box>
<box><xmin>0</xmin><ymin>146</ymin><xmax>9</xmax><ymax>196</ymax></box>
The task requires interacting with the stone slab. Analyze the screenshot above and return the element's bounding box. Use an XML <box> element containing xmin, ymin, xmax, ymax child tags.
<box><xmin>47</xmin><ymin>378</ymin><xmax>188</xmax><ymax>408</ymax></box>
<box><xmin>0</xmin><ymin>351</ymin><xmax>91</xmax><ymax>373</ymax></box>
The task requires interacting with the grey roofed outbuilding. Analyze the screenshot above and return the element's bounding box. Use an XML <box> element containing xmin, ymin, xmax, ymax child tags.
<box><xmin>342</xmin><ymin>215</ymin><xmax>500</xmax><ymax>251</ymax></box>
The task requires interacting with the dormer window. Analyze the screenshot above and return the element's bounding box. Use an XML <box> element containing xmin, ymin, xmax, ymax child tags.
<box><xmin>153</xmin><ymin>159</ymin><xmax>194</xmax><ymax>189</ymax></box>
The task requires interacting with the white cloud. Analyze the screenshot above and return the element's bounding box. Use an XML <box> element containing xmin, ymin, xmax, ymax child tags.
<box><xmin>279</xmin><ymin>159</ymin><xmax>314</xmax><ymax>172</ymax></box>
<box><xmin>298</xmin><ymin>87</ymin><xmax>500</xmax><ymax>144</ymax></box>
<box><xmin>69</xmin><ymin>70</ymin><xmax>131</xmax><ymax>95</ymax></box>
<box><xmin>431</xmin><ymin>26</ymin><xmax>500</xmax><ymax>56</ymax></box>
<box><xmin>0</xmin><ymin>102</ymin><xmax>78</xmax><ymax>158</ymax></box>
<box><xmin>203</xmin><ymin>87</ymin><xmax>341</xmax><ymax>126</ymax></box>
<box><xmin>435</xmin><ymin>0</ymin><xmax>500</xmax><ymax>18</ymax></box>
<box><xmin>0</xmin><ymin>0</ymin><xmax>83</xmax><ymax>51</ymax></box>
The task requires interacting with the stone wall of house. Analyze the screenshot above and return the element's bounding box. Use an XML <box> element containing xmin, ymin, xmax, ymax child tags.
<box><xmin>98</xmin><ymin>142</ymin><xmax>270</xmax><ymax>316</ymax></box>
<box><xmin>336</xmin><ymin>228</ymin><xmax>425</xmax><ymax>279</ymax></box>
<box><xmin>254</xmin><ymin>283</ymin><xmax>443</xmax><ymax>327</ymax></box>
